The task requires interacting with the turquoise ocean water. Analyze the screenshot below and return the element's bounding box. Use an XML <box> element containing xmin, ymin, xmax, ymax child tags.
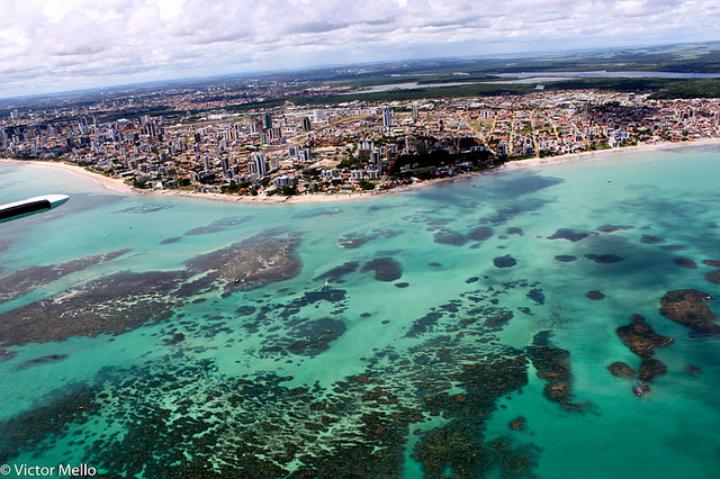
<box><xmin>0</xmin><ymin>146</ymin><xmax>719</xmax><ymax>478</ymax></box>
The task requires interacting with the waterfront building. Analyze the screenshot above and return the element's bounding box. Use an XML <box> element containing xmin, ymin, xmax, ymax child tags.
<box><xmin>251</xmin><ymin>152</ymin><xmax>268</xmax><ymax>177</ymax></box>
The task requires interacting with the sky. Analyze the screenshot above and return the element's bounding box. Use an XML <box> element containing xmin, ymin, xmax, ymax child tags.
<box><xmin>1</xmin><ymin>0</ymin><xmax>719</xmax><ymax>98</ymax></box>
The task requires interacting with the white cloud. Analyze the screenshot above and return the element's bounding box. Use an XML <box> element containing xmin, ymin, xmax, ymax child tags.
<box><xmin>0</xmin><ymin>0</ymin><xmax>717</xmax><ymax>97</ymax></box>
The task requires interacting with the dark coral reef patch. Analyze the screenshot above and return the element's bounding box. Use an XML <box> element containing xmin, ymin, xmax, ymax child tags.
<box><xmin>526</xmin><ymin>333</ymin><xmax>588</xmax><ymax>412</ymax></box>
<box><xmin>608</xmin><ymin>362</ymin><xmax>636</xmax><ymax>378</ymax></box>
<box><xmin>660</xmin><ymin>289</ymin><xmax>719</xmax><ymax>335</ymax></box>
<box><xmin>361</xmin><ymin>258</ymin><xmax>403</xmax><ymax>282</ymax></box>
<box><xmin>616</xmin><ymin>314</ymin><xmax>673</xmax><ymax>359</ymax></box>
<box><xmin>338</xmin><ymin>229</ymin><xmax>400</xmax><ymax>249</ymax></box>
<box><xmin>0</xmin><ymin>249</ymin><xmax>130</xmax><ymax>304</ymax></box>
<box><xmin>493</xmin><ymin>255</ymin><xmax>517</xmax><ymax>268</ymax></box>
<box><xmin>0</xmin><ymin>270</ymin><xmax>188</xmax><ymax>346</ymax></box>
<box><xmin>185</xmin><ymin>230</ymin><xmax>302</xmax><ymax>293</ymax></box>
<box><xmin>547</xmin><ymin>228</ymin><xmax>590</xmax><ymax>242</ymax></box>
<box><xmin>584</xmin><ymin>253</ymin><xmax>624</xmax><ymax>264</ymax></box>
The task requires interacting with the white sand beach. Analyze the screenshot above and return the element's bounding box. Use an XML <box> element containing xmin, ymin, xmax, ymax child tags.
<box><xmin>3</xmin><ymin>137</ymin><xmax>720</xmax><ymax>205</ymax></box>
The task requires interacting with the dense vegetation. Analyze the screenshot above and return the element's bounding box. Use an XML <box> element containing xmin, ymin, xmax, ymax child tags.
<box><xmin>648</xmin><ymin>79</ymin><xmax>720</xmax><ymax>99</ymax></box>
<box><xmin>288</xmin><ymin>42</ymin><xmax>720</xmax><ymax>105</ymax></box>
<box><xmin>290</xmin><ymin>83</ymin><xmax>531</xmax><ymax>105</ymax></box>
<box><xmin>290</xmin><ymin>77</ymin><xmax>720</xmax><ymax>106</ymax></box>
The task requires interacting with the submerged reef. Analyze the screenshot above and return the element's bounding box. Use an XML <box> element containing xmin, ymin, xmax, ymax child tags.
<box><xmin>0</xmin><ymin>270</ymin><xmax>188</xmax><ymax>346</ymax></box>
<box><xmin>608</xmin><ymin>362</ymin><xmax>636</xmax><ymax>378</ymax></box>
<box><xmin>547</xmin><ymin>228</ymin><xmax>590</xmax><ymax>242</ymax></box>
<box><xmin>338</xmin><ymin>229</ymin><xmax>400</xmax><ymax>249</ymax></box>
<box><xmin>0</xmin><ymin>230</ymin><xmax>304</xmax><ymax>348</ymax></box>
<box><xmin>640</xmin><ymin>234</ymin><xmax>663</xmax><ymax>244</ymax></box>
<box><xmin>493</xmin><ymin>255</ymin><xmax>517</xmax><ymax>268</ymax></box>
<box><xmin>673</xmin><ymin>257</ymin><xmax>697</xmax><ymax>269</ymax></box>
<box><xmin>313</xmin><ymin>261</ymin><xmax>360</xmax><ymax>284</ymax></box>
<box><xmin>616</xmin><ymin>314</ymin><xmax>673</xmax><ymax>359</ymax></box>
<box><xmin>585</xmin><ymin>290</ymin><xmax>605</xmax><ymax>300</ymax></box>
<box><xmin>705</xmin><ymin>270</ymin><xmax>720</xmax><ymax>285</ymax></box>
<box><xmin>432</xmin><ymin>225</ymin><xmax>494</xmax><ymax>247</ymax></box>
<box><xmin>660</xmin><ymin>289</ymin><xmax>719</xmax><ymax>335</ymax></box>
<box><xmin>584</xmin><ymin>253</ymin><xmax>624</xmax><ymax>264</ymax></box>
<box><xmin>183</xmin><ymin>215</ymin><xmax>253</xmax><ymax>236</ymax></box>
<box><xmin>361</xmin><ymin>257</ymin><xmax>403</xmax><ymax>282</ymax></box>
<box><xmin>0</xmin><ymin>249</ymin><xmax>130</xmax><ymax>303</ymax></box>
<box><xmin>0</xmin><ymin>268</ymin><xmax>547</xmax><ymax>478</ymax></box>
<box><xmin>610</xmin><ymin>314</ymin><xmax>673</xmax><ymax>395</ymax></box>
<box><xmin>526</xmin><ymin>332</ymin><xmax>588</xmax><ymax>412</ymax></box>
<box><xmin>185</xmin><ymin>230</ymin><xmax>302</xmax><ymax>293</ymax></box>
<box><xmin>0</xmin><ymin>383</ymin><xmax>102</xmax><ymax>463</ymax></box>
<box><xmin>596</xmin><ymin>224</ymin><xmax>633</xmax><ymax>233</ymax></box>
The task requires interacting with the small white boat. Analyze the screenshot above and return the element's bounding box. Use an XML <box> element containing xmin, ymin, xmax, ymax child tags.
<box><xmin>0</xmin><ymin>194</ymin><xmax>69</xmax><ymax>223</ymax></box>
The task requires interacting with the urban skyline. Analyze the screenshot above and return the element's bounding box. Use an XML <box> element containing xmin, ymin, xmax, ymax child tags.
<box><xmin>2</xmin><ymin>0</ymin><xmax>720</xmax><ymax>98</ymax></box>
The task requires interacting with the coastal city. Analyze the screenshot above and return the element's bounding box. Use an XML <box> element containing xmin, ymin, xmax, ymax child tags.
<box><xmin>4</xmin><ymin>0</ymin><xmax>720</xmax><ymax>477</ymax></box>
<box><xmin>2</xmin><ymin>87</ymin><xmax>720</xmax><ymax>199</ymax></box>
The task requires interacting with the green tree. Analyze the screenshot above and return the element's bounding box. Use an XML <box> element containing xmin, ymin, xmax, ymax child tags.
<box><xmin>358</xmin><ymin>179</ymin><xmax>376</xmax><ymax>191</ymax></box>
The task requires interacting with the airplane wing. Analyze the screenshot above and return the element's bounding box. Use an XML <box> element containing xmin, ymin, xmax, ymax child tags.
<box><xmin>0</xmin><ymin>194</ymin><xmax>70</xmax><ymax>223</ymax></box>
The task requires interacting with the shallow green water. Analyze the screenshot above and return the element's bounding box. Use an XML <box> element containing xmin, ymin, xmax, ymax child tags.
<box><xmin>0</xmin><ymin>146</ymin><xmax>719</xmax><ymax>478</ymax></box>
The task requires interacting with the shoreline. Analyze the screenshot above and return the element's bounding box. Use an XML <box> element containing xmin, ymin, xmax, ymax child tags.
<box><xmin>0</xmin><ymin>159</ymin><xmax>135</xmax><ymax>195</ymax></box>
<box><xmin>0</xmin><ymin>158</ymin><xmax>475</xmax><ymax>205</ymax></box>
<box><xmin>500</xmin><ymin>136</ymin><xmax>720</xmax><ymax>171</ymax></box>
<box><xmin>2</xmin><ymin>137</ymin><xmax>720</xmax><ymax>205</ymax></box>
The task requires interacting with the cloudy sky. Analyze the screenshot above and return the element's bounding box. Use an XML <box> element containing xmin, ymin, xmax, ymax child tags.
<box><xmin>1</xmin><ymin>0</ymin><xmax>719</xmax><ymax>98</ymax></box>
